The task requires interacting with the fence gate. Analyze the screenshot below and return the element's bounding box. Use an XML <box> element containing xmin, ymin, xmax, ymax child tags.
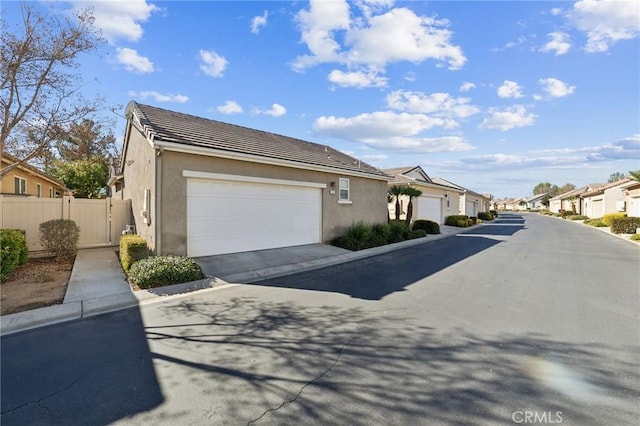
<box><xmin>0</xmin><ymin>196</ymin><xmax>132</xmax><ymax>251</ymax></box>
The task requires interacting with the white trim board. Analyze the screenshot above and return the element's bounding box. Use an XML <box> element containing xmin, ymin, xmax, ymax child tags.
<box><xmin>183</xmin><ymin>170</ymin><xmax>327</xmax><ymax>189</ymax></box>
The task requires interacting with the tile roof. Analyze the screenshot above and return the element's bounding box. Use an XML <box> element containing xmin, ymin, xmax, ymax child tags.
<box><xmin>127</xmin><ymin>102</ymin><xmax>389</xmax><ymax>178</ymax></box>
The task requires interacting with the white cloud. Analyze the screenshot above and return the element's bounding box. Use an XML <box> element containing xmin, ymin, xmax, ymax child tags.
<box><xmin>328</xmin><ymin>69</ymin><xmax>388</xmax><ymax>88</ymax></box>
<box><xmin>116</xmin><ymin>48</ymin><xmax>154</xmax><ymax>73</ymax></box>
<box><xmin>293</xmin><ymin>1</ymin><xmax>466</xmax><ymax>76</ymax></box>
<box><xmin>127</xmin><ymin>91</ymin><xmax>188</xmax><ymax>103</ymax></box>
<box><xmin>216</xmin><ymin>101</ymin><xmax>243</xmax><ymax>114</ymax></box>
<box><xmin>72</xmin><ymin>0</ymin><xmax>158</xmax><ymax>44</ymax></box>
<box><xmin>460</xmin><ymin>81</ymin><xmax>476</xmax><ymax>92</ymax></box>
<box><xmin>314</xmin><ymin>111</ymin><xmax>475</xmax><ymax>152</ymax></box>
<box><xmin>479</xmin><ymin>105</ymin><xmax>536</xmax><ymax>131</ymax></box>
<box><xmin>492</xmin><ymin>36</ymin><xmax>528</xmax><ymax>52</ymax></box>
<box><xmin>255</xmin><ymin>103</ymin><xmax>287</xmax><ymax>117</ymax></box>
<box><xmin>497</xmin><ymin>80</ymin><xmax>524</xmax><ymax>99</ymax></box>
<box><xmin>539</xmin><ymin>32</ymin><xmax>572</xmax><ymax>55</ymax></box>
<box><xmin>251</xmin><ymin>11</ymin><xmax>268</xmax><ymax>34</ymax></box>
<box><xmin>567</xmin><ymin>0</ymin><xmax>640</xmax><ymax>53</ymax></box>
<box><xmin>538</xmin><ymin>78</ymin><xmax>576</xmax><ymax>98</ymax></box>
<box><xmin>386</xmin><ymin>90</ymin><xmax>480</xmax><ymax>121</ymax></box>
<box><xmin>199</xmin><ymin>49</ymin><xmax>228</xmax><ymax>77</ymax></box>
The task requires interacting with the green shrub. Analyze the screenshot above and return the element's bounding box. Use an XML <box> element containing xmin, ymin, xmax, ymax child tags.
<box><xmin>1</xmin><ymin>229</ymin><xmax>28</xmax><ymax>280</ymax></box>
<box><xmin>39</xmin><ymin>219</ymin><xmax>79</xmax><ymax>258</ymax></box>
<box><xmin>120</xmin><ymin>235</ymin><xmax>149</xmax><ymax>272</ymax></box>
<box><xmin>567</xmin><ymin>215</ymin><xmax>588</xmax><ymax>221</ymax></box>
<box><xmin>412</xmin><ymin>219</ymin><xmax>440</xmax><ymax>234</ymax></box>
<box><xmin>407</xmin><ymin>229</ymin><xmax>427</xmax><ymax>239</ymax></box>
<box><xmin>489</xmin><ymin>210</ymin><xmax>497</xmax><ymax>217</ymax></box>
<box><xmin>478</xmin><ymin>212</ymin><xmax>494</xmax><ymax>221</ymax></box>
<box><xmin>559</xmin><ymin>210</ymin><xmax>575</xmax><ymax>218</ymax></box>
<box><xmin>445</xmin><ymin>215</ymin><xmax>469</xmax><ymax>226</ymax></box>
<box><xmin>584</xmin><ymin>218</ymin><xmax>607</xmax><ymax>227</ymax></box>
<box><xmin>370</xmin><ymin>223</ymin><xmax>392</xmax><ymax>247</ymax></box>
<box><xmin>630</xmin><ymin>234</ymin><xmax>640</xmax><ymax>241</ymax></box>
<box><xmin>610</xmin><ymin>217</ymin><xmax>640</xmax><ymax>234</ymax></box>
<box><xmin>128</xmin><ymin>255</ymin><xmax>204</xmax><ymax>289</ymax></box>
<box><xmin>603</xmin><ymin>212</ymin><xmax>627</xmax><ymax>227</ymax></box>
<box><xmin>538</xmin><ymin>210</ymin><xmax>553</xmax><ymax>216</ymax></box>
<box><xmin>456</xmin><ymin>219</ymin><xmax>468</xmax><ymax>227</ymax></box>
<box><xmin>388</xmin><ymin>220</ymin><xmax>408</xmax><ymax>243</ymax></box>
<box><xmin>466</xmin><ymin>218</ymin><xmax>474</xmax><ymax>226</ymax></box>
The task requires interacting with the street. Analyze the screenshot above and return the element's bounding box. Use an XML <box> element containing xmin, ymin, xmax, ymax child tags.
<box><xmin>2</xmin><ymin>213</ymin><xmax>639</xmax><ymax>425</ymax></box>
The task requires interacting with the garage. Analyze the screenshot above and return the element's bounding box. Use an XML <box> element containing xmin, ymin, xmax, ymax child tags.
<box><xmin>465</xmin><ymin>200</ymin><xmax>476</xmax><ymax>217</ymax></box>
<box><xmin>186</xmin><ymin>175</ymin><xmax>323</xmax><ymax>257</ymax></box>
<box><xmin>416</xmin><ymin>196</ymin><xmax>443</xmax><ymax>224</ymax></box>
<box><xmin>591</xmin><ymin>199</ymin><xmax>604</xmax><ymax>218</ymax></box>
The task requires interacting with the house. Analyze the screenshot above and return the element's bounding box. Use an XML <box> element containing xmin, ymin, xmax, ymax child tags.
<box><xmin>581</xmin><ymin>178</ymin><xmax>631</xmax><ymax>218</ymax></box>
<box><xmin>620</xmin><ymin>179</ymin><xmax>640</xmax><ymax>217</ymax></box>
<box><xmin>111</xmin><ymin>101</ymin><xmax>390</xmax><ymax>257</ymax></box>
<box><xmin>0</xmin><ymin>153</ymin><xmax>67</xmax><ymax>198</ymax></box>
<box><xmin>431</xmin><ymin>177</ymin><xmax>491</xmax><ymax>217</ymax></box>
<box><xmin>383</xmin><ymin>166</ymin><xmax>463</xmax><ymax>224</ymax></box>
<box><xmin>525</xmin><ymin>193</ymin><xmax>548</xmax><ymax>210</ymax></box>
<box><xmin>548</xmin><ymin>185</ymin><xmax>602</xmax><ymax>214</ymax></box>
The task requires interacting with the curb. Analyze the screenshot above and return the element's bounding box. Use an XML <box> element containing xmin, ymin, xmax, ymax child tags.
<box><xmin>1</xmin><ymin>302</ymin><xmax>82</xmax><ymax>336</ymax></box>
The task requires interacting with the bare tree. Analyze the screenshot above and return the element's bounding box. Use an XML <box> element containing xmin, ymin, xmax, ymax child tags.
<box><xmin>1</xmin><ymin>2</ymin><xmax>104</xmax><ymax>177</ymax></box>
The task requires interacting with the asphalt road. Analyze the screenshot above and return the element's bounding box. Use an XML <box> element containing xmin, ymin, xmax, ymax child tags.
<box><xmin>2</xmin><ymin>213</ymin><xmax>639</xmax><ymax>425</ymax></box>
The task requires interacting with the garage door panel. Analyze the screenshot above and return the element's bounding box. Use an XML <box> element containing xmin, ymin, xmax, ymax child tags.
<box><xmin>187</xmin><ymin>178</ymin><xmax>321</xmax><ymax>257</ymax></box>
<box><xmin>417</xmin><ymin>196</ymin><xmax>442</xmax><ymax>224</ymax></box>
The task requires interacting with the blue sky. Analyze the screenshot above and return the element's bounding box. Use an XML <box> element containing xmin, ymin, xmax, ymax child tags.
<box><xmin>4</xmin><ymin>0</ymin><xmax>640</xmax><ymax>198</ymax></box>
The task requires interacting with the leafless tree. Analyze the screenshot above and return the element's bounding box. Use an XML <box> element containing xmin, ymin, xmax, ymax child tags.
<box><xmin>1</xmin><ymin>2</ymin><xmax>105</xmax><ymax>177</ymax></box>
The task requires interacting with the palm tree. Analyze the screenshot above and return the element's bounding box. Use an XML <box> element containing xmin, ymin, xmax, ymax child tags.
<box><xmin>629</xmin><ymin>170</ymin><xmax>640</xmax><ymax>181</ymax></box>
<box><xmin>386</xmin><ymin>193</ymin><xmax>394</xmax><ymax>222</ymax></box>
<box><xmin>389</xmin><ymin>185</ymin><xmax>405</xmax><ymax>221</ymax></box>
<box><xmin>404</xmin><ymin>186</ymin><xmax>423</xmax><ymax>225</ymax></box>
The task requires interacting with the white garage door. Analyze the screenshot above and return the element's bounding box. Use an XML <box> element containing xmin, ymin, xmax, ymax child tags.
<box><xmin>187</xmin><ymin>177</ymin><xmax>322</xmax><ymax>257</ymax></box>
<box><xmin>592</xmin><ymin>199</ymin><xmax>604</xmax><ymax>218</ymax></box>
<box><xmin>465</xmin><ymin>201</ymin><xmax>476</xmax><ymax>217</ymax></box>
<box><xmin>633</xmin><ymin>197</ymin><xmax>640</xmax><ymax>217</ymax></box>
<box><xmin>417</xmin><ymin>196</ymin><xmax>442</xmax><ymax>224</ymax></box>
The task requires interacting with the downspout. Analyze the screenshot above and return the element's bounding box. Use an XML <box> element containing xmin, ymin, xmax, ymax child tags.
<box><xmin>155</xmin><ymin>145</ymin><xmax>164</xmax><ymax>255</ymax></box>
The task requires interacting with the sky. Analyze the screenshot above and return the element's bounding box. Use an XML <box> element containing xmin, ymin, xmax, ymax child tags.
<box><xmin>3</xmin><ymin>0</ymin><xmax>640</xmax><ymax>198</ymax></box>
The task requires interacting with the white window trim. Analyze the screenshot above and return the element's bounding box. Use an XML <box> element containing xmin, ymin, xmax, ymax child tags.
<box><xmin>183</xmin><ymin>170</ymin><xmax>327</xmax><ymax>189</ymax></box>
<box><xmin>14</xmin><ymin>176</ymin><xmax>26</xmax><ymax>195</ymax></box>
<box><xmin>338</xmin><ymin>178</ymin><xmax>350</xmax><ymax>203</ymax></box>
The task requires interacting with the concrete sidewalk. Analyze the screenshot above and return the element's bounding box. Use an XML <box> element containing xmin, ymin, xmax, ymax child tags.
<box><xmin>1</xmin><ymin>224</ymin><xmax>466</xmax><ymax>336</ymax></box>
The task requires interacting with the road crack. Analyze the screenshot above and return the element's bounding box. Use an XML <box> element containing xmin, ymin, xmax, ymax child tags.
<box><xmin>247</xmin><ymin>329</ymin><xmax>359</xmax><ymax>425</ymax></box>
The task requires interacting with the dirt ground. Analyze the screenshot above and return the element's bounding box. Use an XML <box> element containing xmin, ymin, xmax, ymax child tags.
<box><xmin>0</xmin><ymin>256</ymin><xmax>75</xmax><ymax>316</ymax></box>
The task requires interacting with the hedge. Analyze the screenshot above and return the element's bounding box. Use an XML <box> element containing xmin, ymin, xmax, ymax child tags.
<box><xmin>412</xmin><ymin>219</ymin><xmax>440</xmax><ymax>234</ymax></box>
<box><xmin>120</xmin><ymin>235</ymin><xmax>149</xmax><ymax>272</ymax></box>
<box><xmin>609</xmin><ymin>217</ymin><xmax>640</xmax><ymax>234</ymax></box>
<box><xmin>567</xmin><ymin>215</ymin><xmax>588</xmax><ymax>221</ymax></box>
<box><xmin>478</xmin><ymin>212</ymin><xmax>494</xmax><ymax>221</ymax></box>
<box><xmin>603</xmin><ymin>212</ymin><xmax>627</xmax><ymax>227</ymax></box>
<box><xmin>445</xmin><ymin>215</ymin><xmax>469</xmax><ymax>226</ymax></box>
<box><xmin>1</xmin><ymin>229</ymin><xmax>28</xmax><ymax>280</ymax></box>
<box><xmin>39</xmin><ymin>219</ymin><xmax>79</xmax><ymax>258</ymax></box>
<box><xmin>584</xmin><ymin>218</ymin><xmax>607</xmax><ymax>227</ymax></box>
<box><xmin>332</xmin><ymin>221</ymin><xmax>412</xmax><ymax>251</ymax></box>
<box><xmin>128</xmin><ymin>255</ymin><xmax>204</xmax><ymax>289</ymax></box>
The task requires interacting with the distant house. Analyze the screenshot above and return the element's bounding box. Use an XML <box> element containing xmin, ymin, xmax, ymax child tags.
<box><xmin>0</xmin><ymin>153</ymin><xmax>67</xmax><ymax>198</ymax></box>
<box><xmin>112</xmin><ymin>101</ymin><xmax>390</xmax><ymax>257</ymax></box>
<box><xmin>549</xmin><ymin>185</ymin><xmax>602</xmax><ymax>214</ymax></box>
<box><xmin>430</xmin><ymin>177</ymin><xmax>491</xmax><ymax>217</ymax></box>
<box><xmin>383</xmin><ymin>166</ymin><xmax>463</xmax><ymax>224</ymax></box>
<box><xmin>620</xmin><ymin>179</ymin><xmax>640</xmax><ymax>217</ymax></box>
<box><xmin>525</xmin><ymin>193</ymin><xmax>548</xmax><ymax>210</ymax></box>
<box><xmin>581</xmin><ymin>178</ymin><xmax>631</xmax><ymax>218</ymax></box>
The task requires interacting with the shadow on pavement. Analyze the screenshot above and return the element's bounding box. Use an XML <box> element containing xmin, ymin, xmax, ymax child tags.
<box><xmin>249</xmin><ymin>235</ymin><xmax>500</xmax><ymax>300</ymax></box>
<box><xmin>140</xmin><ymin>297</ymin><xmax>640</xmax><ymax>425</ymax></box>
<box><xmin>1</xmin><ymin>307</ymin><xmax>163</xmax><ymax>425</ymax></box>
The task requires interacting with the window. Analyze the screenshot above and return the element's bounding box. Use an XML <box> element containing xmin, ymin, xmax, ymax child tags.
<box><xmin>14</xmin><ymin>177</ymin><xmax>26</xmax><ymax>195</ymax></box>
<box><xmin>338</xmin><ymin>178</ymin><xmax>350</xmax><ymax>202</ymax></box>
<box><xmin>49</xmin><ymin>187</ymin><xmax>53</xmax><ymax>198</ymax></box>
<box><xmin>446</xmin><ymin>192</ymin><xmax>451</xmax><ymax>209</ymax></box>
<box><xmin>36</xmin><ymin>183</ymin><xmax>41</xmax><ymax>198</ymax></box>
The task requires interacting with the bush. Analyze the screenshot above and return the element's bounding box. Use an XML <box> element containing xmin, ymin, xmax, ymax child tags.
<box><xmin>456</xmin><ymin>219</ymin><xmax>468</xmax><ymax>228</ymax></box>
<box><xmin>630</xmin><ymin>234</ymin><xmax>640</xmax><ymax>241</ymax></box>
<box><xmin>120</xmin><ymin>235</ymin><xmax>149</xmax><ymax>272</ymax></box>
<box><xmin>1</xmin><ymin>229</ymin><xmax>28</xmax><ymax>280</ymax></box>
<box><xmin>388</xmin><ymin>220</ymin><xmax>408</xmax><ymax>243</ymax></box>
<box><xmin>39</xmin><ymin>219</ymin><xmax>79</xmax><ymax>258</ymax></box>
<box><xmin>489</xmin><ymin>210</ymin><xmax>497</xmax><ymax>217</ymax></box>
<box><xmin>128</xmin><ymin>255</ymin><xmax>204</xmax><ymax>289</ymax></box>
<box><xmin>603</xmin><ymin>212</ymin><xmax>627</xmax><ymax>227</ymax></box>
<box><xmin>445</xmin><ymin>215</ymin><xmax>469</xmax><ymax>226</ymax></box>
<box><xmin>407</xmin><ymin>229</ymin><xmax>427</xmax><ymax>239</ymax></box>
<box><xmin>369</xmin><ymin>223</ymin><xmax>392</xmax><ymax>247</ymax></box>
<box><xmin>610</xmin><ymin>217</ymin><xmax>640</xmax><ymax>234</ymax></box>
<box><xmin>559</xmin><ymin>210</ymin><xmax>575</xmax><ymax>218</ymax></box>
<box><xmin>412</xmin><ymin>219</ymin><xmax>440</xmax><ymax>234</ymax></box>
<box><xmin>538</xmin><ymin>210</ymin><xmax>553</xmax><ymax>216</ymax></box>
<box><xmin>478</xmin><ymin>212</ymin><xmax>494</xmax><ymax>221</ymax></box>
<box><xmin>567</xmin><ymin>215</ymin><xmax>588</xmax><ymax>221</ymax></box>
<box><xmin>466</xmin><ymin>218</ymin><xmax>474</xmax><ymax>227</ymax></box>
<box><xmin>584</xmin><ymin>218</ymin><xmax>607</xmax><ymax>227</ymax></box>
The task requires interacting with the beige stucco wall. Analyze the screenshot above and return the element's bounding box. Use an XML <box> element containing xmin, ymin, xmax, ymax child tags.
<box><xmin>0</xmin><ymin>163</ymin><xmax>65</xmax><ymax>198</ymax></box>
<box><xmin>121</xmin><ymin>124</ymin><xmax>157</xmax><ymax>252</ymax></box>
<box><xmin>604</xmin><ymin>185</ymin><xmax>627</xmax><ymax>214</ymax></box>
<box><xmin>158</xmin><ymin>150</ymin><xmax>388</xmax><ymax>256</ymax></box>
<box><xmin>388</xmin><ymin>185</ymin><xmax>461</xmax><ymax>224</ymax></box>
<box><xmin>626</xmin><ymin>186</ymin><xmax>640</xmax><ymax>216</ymax></box>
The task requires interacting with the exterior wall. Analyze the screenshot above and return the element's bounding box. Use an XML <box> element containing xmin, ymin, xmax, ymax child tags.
<box><xmin>626</xmin><ymin>186</ymin><xmax>640</xmax><ymax>217</ymax></box>
<box><xmin>121</xmin><ymin>124</ymin><xmax>158</xmax><ymax>252</ymax></box>
<box><xmin>583</xmin><ymin>195</ymin><xmax>603</xmax><ymax>218</ymax></box>
<box><xmin>159</xmin><ymin>151</ymin><xmax>388</xmax><ymax>256</ymax></box>
<box><xmin>0</xmin><ymin>163</ymin><xmax>65</xmax><ymax>198</ymax></box>
<box><xmin>387</xmin><ymin>184</ymin><xmax>458</xmax><ymax>224</ymax></box>
<box><xmin>603</xmin><ymin>185</ymin><xmax>627</xmax><ymax>214</ymax></box>
<box><xmin>549</xmin><ymin>199</ymin><xmax>561</xmax><ymax>213</ymax></box>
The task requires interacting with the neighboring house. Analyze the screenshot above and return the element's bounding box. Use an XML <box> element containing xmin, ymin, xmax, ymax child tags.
<box><xmin>525</xmin><ymin>193</ymin><xmax>548</xmax><ymax>210</ymax></box>
<box><xmin>431</xmin><ymin>177</ymin><xmax>491</xmax><ymax>217</ymax></box>
<box><xmin>383</xmin><ymin>166</ymin><xmax>462</xmax><ymax>224</ymax></box>
<box><xmin>581</xmin><ymin>178</ymin><xmax>631</xmax><ymax>218</ymax></box>
<box><xmin>112</xmin><ymin>101</ymin><xmax>390</xmax><ymax>257</ymax></box>
<box><xmin>0</xmin><ymin>153</ymin><xmax>67</xmax><ymax>198</ymax></box>
<box><xmin>549</xmin><ymin>185</ymin><xmax>601</xmax><ymax>214</ymax></box>
<box><xmin>620</xmin><ymin>179</ymin><xmax>640</xmax><ymax>217</ymax></box>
